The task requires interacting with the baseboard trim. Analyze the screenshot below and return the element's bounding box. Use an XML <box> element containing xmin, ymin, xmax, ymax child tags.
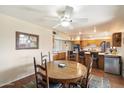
<box><xmin>0</xmin><ymin>72</ymin><xmax>35</xmax><ymax>87</ymax></box>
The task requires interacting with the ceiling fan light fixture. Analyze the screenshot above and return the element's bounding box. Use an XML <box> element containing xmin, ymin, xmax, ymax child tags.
<box><xmin>61</xmin><ymin>21</ymin><xmax>70</xmax><ymax>27</ymax></box>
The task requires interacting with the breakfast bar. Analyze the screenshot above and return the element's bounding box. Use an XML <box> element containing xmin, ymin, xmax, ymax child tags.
<box><xmin>83</xmin><ymin>52</ymin><xmax>122</xmax><ymax>75</ymax></box>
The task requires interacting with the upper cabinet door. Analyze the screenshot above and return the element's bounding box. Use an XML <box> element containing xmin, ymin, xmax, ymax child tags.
<box><xmin>112</xmin><ymin>32</ymin><xmax>122</xmax><ymax>47</ymax></box>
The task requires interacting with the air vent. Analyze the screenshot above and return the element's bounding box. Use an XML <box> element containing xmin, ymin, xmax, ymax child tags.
<box><xmin>53</xmin><ymin>31</ymin><xmax>56</xmax><ymax>35</ymax></box>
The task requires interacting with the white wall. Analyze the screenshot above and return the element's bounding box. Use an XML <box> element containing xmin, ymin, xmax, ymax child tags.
<box><xmin>0</xmin><ymin>13</ymin><xmax>53</xmax><ymax>86</ymax></box>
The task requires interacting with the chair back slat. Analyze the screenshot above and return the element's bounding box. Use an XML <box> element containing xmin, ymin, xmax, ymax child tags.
<box><xmin>36</xmin><ymin>64</ymin><xmax>46</xmax><ymax>71</ymax></box>
<box><xmin>42</xmin><ymin>55</ymin><xmax>48</xmax><ymax>58</ymax></box>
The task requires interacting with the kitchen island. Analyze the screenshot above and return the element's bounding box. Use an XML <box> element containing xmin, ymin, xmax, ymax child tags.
<box><xmin>84</xmin><ymin>52</ymin><xmax>122</xmax><ymax>75</ymax></box>
<box><xmin>53</xmin><ymin>51</ymin><xmax>122</xmax><ymax>75</ymax></box>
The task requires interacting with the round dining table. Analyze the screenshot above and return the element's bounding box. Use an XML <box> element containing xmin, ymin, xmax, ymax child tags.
<box><xmin>45</xmin><ymin>60</ymin><xmax>87</xmax><ymax>85</ymax></box>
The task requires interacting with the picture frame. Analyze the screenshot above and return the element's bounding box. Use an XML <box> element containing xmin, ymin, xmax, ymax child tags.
<box><xmin>112</xmin><ymin>32</ymin><xmax>122</xmax><ymax>47</ymax></box>
<box><xmin>16</xmin><ymin>31</ymin><xmax>39</xmax><ymax>50</ymax></box>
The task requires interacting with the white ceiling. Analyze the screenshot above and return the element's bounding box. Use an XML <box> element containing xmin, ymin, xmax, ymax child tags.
<box><xmin>0</xmin><ymin>5</ymin><xmax>124</xmax><ymax>37</ymax></box>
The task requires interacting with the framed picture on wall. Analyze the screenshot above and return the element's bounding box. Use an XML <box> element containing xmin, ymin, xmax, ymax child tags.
<box><xmin>16</xmin><ymin>31</ymin><xmax>39</xmax><ymax>50</ymax></box>
<box><xmin>112</xmin><ymin>32</ymin><xmax>122</xmax><ymax>47</ymax></box>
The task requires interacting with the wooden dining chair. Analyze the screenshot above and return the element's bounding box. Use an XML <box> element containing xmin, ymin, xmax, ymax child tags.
<box><xmin>69</xmin><ymin>57</ymin><xmax>93</xmax><ymax>88</ymax></box>
<box><xmin>81</xmin><ymin>57</ymin><xmax>93</xmax><ymax>88</ymax></box>
<box><xmin>33</xmin><ymin>57</ymin><xmax>49</xmax><ymax>88</ymax></box>
<box><xmin>34</xmin><ymin>57</ymin><xmax>62</xmax><ymax>88</ymax></box>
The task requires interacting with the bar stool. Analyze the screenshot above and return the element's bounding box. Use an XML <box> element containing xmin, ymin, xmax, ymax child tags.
<box><xmin>68</xmin><ymin>51</ymin><xmax>76</xmax><ymax>61</ymax></box>
<box><xmin>90</xmin><ymin>52</ymin><xmax>99</xmax><ymax>69</ymax></box>
<box><xmin>78</xmin><ymin>51</ymin><xmax>85</xmax><ymax>65</ymax></box>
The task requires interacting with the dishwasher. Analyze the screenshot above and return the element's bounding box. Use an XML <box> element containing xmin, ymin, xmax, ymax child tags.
<box><xmin>104</xmin><ymin>56</ymin><xmax>121</xmax><ymax>75</ymax></box>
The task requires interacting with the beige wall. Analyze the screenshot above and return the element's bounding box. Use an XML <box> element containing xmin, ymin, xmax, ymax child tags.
<box><xmin>0</xmin><ymin>13</ymin><xmax>53</xmax><ymax>86</ymax></box>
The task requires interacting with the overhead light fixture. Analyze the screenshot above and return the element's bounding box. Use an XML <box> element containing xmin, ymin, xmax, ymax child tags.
<box><xmin>61</xmin><ymin>21</ymin><xmax>70</xmax><ymax>27</ymax></box>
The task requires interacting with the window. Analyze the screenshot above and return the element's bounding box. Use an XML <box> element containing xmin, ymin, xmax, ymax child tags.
<box><xmin>53</xmin><ymin>39</ymin><xmax>72</xmax><ymax>52</ymax></box>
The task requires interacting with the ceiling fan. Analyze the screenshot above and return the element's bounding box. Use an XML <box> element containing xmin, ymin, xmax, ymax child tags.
<box><xmin>52</xmin><ymin>6</ymin><xmax>88</xmax><ymax>29</ymax></box>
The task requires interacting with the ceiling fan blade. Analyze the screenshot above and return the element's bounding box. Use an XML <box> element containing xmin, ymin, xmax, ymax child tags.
<box><xmin>64</xmin><ymin>6</ymin><xmax>73</xmax><ymax>18</ymax></box>
<box><xmin>72</xmin><ymin>18</ymin><xmax>88</xmax><ymax>22</ymax></box>
<box><xmin>52</xmin><ymin>23</ymin><xmax>61</xmax><ymax>29</ymax></box>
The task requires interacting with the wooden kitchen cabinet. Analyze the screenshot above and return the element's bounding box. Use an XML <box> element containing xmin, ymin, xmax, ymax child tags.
<box><xmin>53</xmin><ymin>53</ymin><xmax>59</xmax><ymax>60</ymax></box>
<box><xmin>98</xmin><ymin>55</ymin><xmax>104</xmax><ymax>70</ymax></box>
<box><xmin>53</xmin><ymin>52</ymin><xmax>66</xmax><ymax>60</ymax></box>
<box><xmin>58</xmin><ymin>52</ymin><xmax>66</xmax><ymax>60</ymax></box>
<box><xmin>72</xmin><ymin>39</ymin><xmax>111</xmax><ymax>48</ymax></box>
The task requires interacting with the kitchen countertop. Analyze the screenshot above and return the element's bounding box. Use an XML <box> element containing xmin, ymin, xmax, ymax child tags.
<box><xmin>53</xmin><ymin>51</ymin><xmax>66</xmax><ymax>54</ymax></box>
<box><xmin>84</xmin><ymin>52</ymin><xmax>121</xmax><ymax>57</ymax></box>
<box><xmin>53</xmin><ymin>51</ymin><xmax>121</xmax><ymax>57</ymax></box>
